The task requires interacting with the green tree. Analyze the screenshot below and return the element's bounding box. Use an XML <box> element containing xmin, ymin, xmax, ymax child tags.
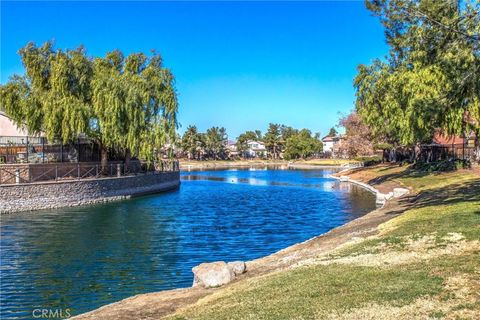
<box><xmin>284</xmin><ymin>129</ymin><xmax>323</xmax><ymax>160</ymax></box>
<box><xmin>280</xmin><ymin>125</ymin><xmax>298</xmax><ymax>141</ymax></box>
<box><xmin>355</xmin><ymin>1</ymin><xmax>480</xmax><ymax>146</ymax></box>
<box><xmin>328</xmin><ymin>127</ymin><xmax>338</xmax><ymax>137</ymax></box>
<box><xmin>264</xmin><ymin>123</ymin><xmax>282</xmax><ymax>159</ymax></box>
<box><xmin>0</xmin><ymin>42</ymin><xmax>178</xmax><ymax>169</ymax></box>
<box><xmin>205</xmin><ymin>126</ymin><xmax>227</xmax><ymax>160</ymax></box>
<box><xmin>181</xmin><ymin>125</ymin><xmax>202</xmax><ymax>160</ymax></box>
<box><xmin>236</xmin><ymin>130</ymin><xmax>259</xmax><ymax>158</ymax></box>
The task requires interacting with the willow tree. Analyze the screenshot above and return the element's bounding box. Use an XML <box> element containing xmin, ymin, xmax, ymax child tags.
<box><xmin>0</xmin><ymin>42</ymin><xmax>178</xmax><ymax>169</ymax></box>
<box><xmin>355</xmin><ymin>0</ymin><xmax>480</xmax><ymax>146</ymax></box>
<box><xmin>1</xmin><ymin>42</ymin><xmax>93</xmax><ymax>143</ymax></box>
<box><xmin>92</xmin><ymin>50</ymin><xmax>178</xmax><ymax>168</ymax></box>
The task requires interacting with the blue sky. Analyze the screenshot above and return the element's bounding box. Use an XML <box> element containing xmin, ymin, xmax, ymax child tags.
<box><xmin>1</xmin><ymin>1</ymin><xmax>388</xmax><ymax>139</ymax></box>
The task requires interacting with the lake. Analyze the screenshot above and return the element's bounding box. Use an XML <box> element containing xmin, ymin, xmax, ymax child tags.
<box><xmin>0</xmin><ymin>167</ymin><xmax>376</xmax><ymax>319</ymax></box>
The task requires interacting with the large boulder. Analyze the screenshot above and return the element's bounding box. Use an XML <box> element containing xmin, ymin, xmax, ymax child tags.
<box><xmin>192</xmin><ymin>261</ymin><xmax>234</xmax><ymax>288</ymax></box>
<box><xmin>228</xmin><ymin>261</ymin><xmax>247</xmax><ymax>276</ymax></box>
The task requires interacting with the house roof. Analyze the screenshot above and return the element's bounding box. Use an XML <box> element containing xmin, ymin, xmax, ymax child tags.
<box><xmin>432</xmin><ymin>132</ymin><xmax>465</xmax><ymax>145</ymax></box>
<box><xmin>322</xmin><ymin>135</ymin><xmax>339</xmax><ymax>142</ymax></box>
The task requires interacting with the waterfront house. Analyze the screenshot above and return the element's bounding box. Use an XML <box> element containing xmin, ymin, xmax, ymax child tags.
<box><xmin>321</xmin><ymin>135</ymin><xmax>340</xmax><ymax>153</ymax></box>
<box><xmin>246</xmin><ymin>140</ymin><xmax>267</xmax><ymax>158</ymax></box>
<box><xmin>226</xmin><ymin>140</ymin><xmax>239</xmax><ymax>158</ymax></box>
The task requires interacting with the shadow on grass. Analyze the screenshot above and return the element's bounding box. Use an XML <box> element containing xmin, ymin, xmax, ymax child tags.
<box><xmin>366</xmin><ymin>167</ymin><xmax>434</xmax><ymax>187</ymax></box>
<box><xmin>408</xmin><ymin>179</ymin><xmax>480</xmax><ymax>207</ymax></box>
<box><xmin>366</xmin><ymin>166</ymin><xmax>480</xmax><ymax>215</ymax></box>
<box><xmin>385</xmin><ymin>178</ymin><xmax>480</xmax><ymax>217</ymax></box>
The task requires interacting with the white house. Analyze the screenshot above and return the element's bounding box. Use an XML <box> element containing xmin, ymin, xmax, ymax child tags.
<box><xmin>246</xmin><ymin>140</ymin><xmax>266</xmax><ymax>158</ymax></box>
<box><xmin>321</xmin><ymin>136</ymin><xmax>340</xmax><ymax>154</ymax></box>
<box><xmin>226</xmin><ymin>140</ymin><xmax>239</xmax><ymax>157</ymax></box>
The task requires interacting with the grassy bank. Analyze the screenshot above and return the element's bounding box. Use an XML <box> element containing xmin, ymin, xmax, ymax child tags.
<box><xmin>169</xmin><ymin>165</ymin><xmax>480</xmax><ymax>319</ymax></box>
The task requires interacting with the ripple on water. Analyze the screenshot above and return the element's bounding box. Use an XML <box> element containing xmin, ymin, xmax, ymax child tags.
<box><xmin>0</xmin><ymin>168</ymin><xmax>376</xmax><ymax>318</ymax></box>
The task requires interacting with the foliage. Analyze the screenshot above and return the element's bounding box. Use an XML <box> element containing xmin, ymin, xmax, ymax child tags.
<box><xmin>354</xmin><ymin>155</ymin><xmax>382</xmax><ymax>167</ymax></box>
<box><xmin>328</xmin><ymin>127</ymin><xmax>338</xmax><ymax>137</ymax></box>
<box><xmin>355</xmin><ymin>0</ymin><xmax>480</xmax><ymax>145</ymax></box>
<box><xmin>181</xmin><ymin>125</ymin><xmax>203</xmax><ymax>160</ymax></box>
<box><xmin>334</xmin><ymin>112</ymin><xmax>375</xmax><ymax>158</ymax></box>
<box><xmin>283</xmin><ymin>129</ymin><xmax>323</xmax><ymax>160</ymax></box>
<box><xmin>412</xmin><ymin>159</ymin><xmax>470</xmax><ymax>172</ymax></box>
<box><xmin>263</xmin><ymin>123</ymin><xmax>282</xmax><ymax>159</ymax></box>
<box><xmin>204</xmin><ymin>126</ymin><xmax>227</xmax><ymax>160</ymax></box>
<box><xmin>374</xmin><ymin>142</ymin><xmax>394</xmax><ymax>150</ymax></box>
<box><xmin>236</xmin><ymin>131</ymin><xmax>260</xmax><ymax>157</ymax></box>
<box><xmin>0</xmin><ymin>41</ymin><xmax>178</xmax><ymax>163</ymax></box>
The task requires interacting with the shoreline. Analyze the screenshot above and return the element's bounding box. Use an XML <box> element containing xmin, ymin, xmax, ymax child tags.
<box><xmin>72</xmin><ymin>166</ymin><xmax>407</xmax><ymax>320</ymax></box>
<box><xmin>0</xmin><ymin>172</ymin><xmax>181</xmax><ymax>214</ymax></box>
<box><xmin>179</xmin><ymin>159</ymin><xmax>360</xmax><ymax>170</ymax></box>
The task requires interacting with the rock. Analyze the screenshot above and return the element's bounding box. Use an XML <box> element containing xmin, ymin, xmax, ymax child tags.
<box><xmin>376</xmin><ymin>193</ymin><xmax>387</xmax><ymax>205</ymax></box>
<box><xmin>393</xmin><ymin>188</ymin><xmax>409</xmax><ymax>198</ymax></box>
<box><xmin>385</xmin><ymin>192</ymin><xmax>394</xmax><ymax>200</ymax></box>
<box><xmin>192</xmin><ymin>261</ymin><xmax>234</xmax><ymax>288</ymax></box>
<box><xmin>227</xmin><ymin>261</ymin><xmax>246</xmax><ymax>276</ymax></box>
<box><xmin>339</xmin><ymin>176</ymin><xmax>350</xmax><ymax>182</ymax></box>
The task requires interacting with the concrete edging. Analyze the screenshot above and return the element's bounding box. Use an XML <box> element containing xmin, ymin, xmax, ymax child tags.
<box><xmin>328</xmin><ymin>173</ymin><xmax>409</xmax><ymax>206</ymax></box>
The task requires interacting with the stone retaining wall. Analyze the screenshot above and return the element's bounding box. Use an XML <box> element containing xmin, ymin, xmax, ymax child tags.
<box><xmin>0</xmin><ymin>171</ymin><xmax>180</xmax><ymax>214</ymax></box>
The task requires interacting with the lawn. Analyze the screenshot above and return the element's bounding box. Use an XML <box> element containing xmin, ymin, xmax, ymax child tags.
<box><xmin>168</xmin><ymin>165</ymin><xmax>480</xmax><ymax>320</ymax></box>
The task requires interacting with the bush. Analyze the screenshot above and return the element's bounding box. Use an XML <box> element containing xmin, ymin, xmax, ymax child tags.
<box><xmin>412</xmin><ymin>160</ymin><xmax>470</xmax><ymax>172</ymax></box>
<box><xmin>354</xmin><ymin>155</ymin><xmax>382</xmax><ymax>167</ymax></box>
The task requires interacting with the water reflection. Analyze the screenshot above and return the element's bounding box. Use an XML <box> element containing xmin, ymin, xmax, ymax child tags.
<box><xmin>1</xmin><ymin>168</ymin><xmax>376</xmax><ymax>318</ymax></box>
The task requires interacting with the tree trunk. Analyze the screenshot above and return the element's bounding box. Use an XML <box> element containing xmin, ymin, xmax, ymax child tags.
<box><xmin>125</xmin><ymin>149</ymin><xmax>131</xmax><ymax>172</ymax></box>
<box><xmin>100</xmin><ymin>144</ymin><xmax>108</xmax><ymax>174</ymax></box>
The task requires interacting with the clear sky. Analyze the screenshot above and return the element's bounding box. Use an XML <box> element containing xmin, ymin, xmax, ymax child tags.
<box><xmin>1</xmin><ymin>1</ymin><xmax>388</xmax><ymax>139</ymax></box>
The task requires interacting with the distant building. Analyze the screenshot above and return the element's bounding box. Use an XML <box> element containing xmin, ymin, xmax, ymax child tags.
<box><xmin>226</xmin><ymin>140</ymin><xmax>239</xmax><ymax>157</ymax></box>
<box><xmin>321</xmin><ymin>135</ymin><xmax>340</xmax><ymax>153</ymax></box>
<box><xmin>246</xmin><ymin>140</ymin><xmax>266</xmax><ymax>158</ymax></box>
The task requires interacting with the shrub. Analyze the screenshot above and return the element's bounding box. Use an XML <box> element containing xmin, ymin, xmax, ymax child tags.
<box><xmin>412</xmin><ymin>160</ymin><xmax>470</xmax><ymax>172</ymax></box>
<box><xmin>354</xmin><ymin>155</ymin><xmax>382</xmax><ymax>167</ymax></box>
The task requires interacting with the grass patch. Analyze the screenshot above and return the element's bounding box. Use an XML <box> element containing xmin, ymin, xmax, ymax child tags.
<box><xmin>380</xmin><ymin>201</ymin><xmax>480</xmax><ymax>241</ymax></box>
<box><xmin>170</xmin><ymin>264</ymin><xmax>443</xmax><ymax>320</ymax></box>
<box><xmin>169</xmin><ymin>166</ymin><xmax>480</xmax><ymax>319</ymax></box>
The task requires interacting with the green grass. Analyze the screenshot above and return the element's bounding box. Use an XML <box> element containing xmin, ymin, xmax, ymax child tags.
<box><xmin>168</xmin><ymin>166</ymin><xmax>480</xmax><ymax>319</ymax></box>
<box><xmin>170</xmin><ymin>264</ymin><xmax>444</xmax><ymax>320</ymax></box>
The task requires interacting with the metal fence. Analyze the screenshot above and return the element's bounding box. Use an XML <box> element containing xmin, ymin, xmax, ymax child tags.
<box><xmin>0</xmin><ymin>160</ymin><xmax>179</xmax><ymax>185</ymax></box>
<box><xmin>0</xmin><ymin>136</ymin><xmax>108</xmax><ymax>164</ymax></box>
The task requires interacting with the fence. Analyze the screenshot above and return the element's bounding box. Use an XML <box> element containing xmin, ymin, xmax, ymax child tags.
<box><xmin>381</xmin><ymin>145</ymin><xmax>478</xmax><ymax>163</ymax></box>
<box><xmin>0</xmin><ymin>136</ymin><xmax>112</xmax><ymax>164</ymax></box>
<box><xmin>0</xmin><ymin>160</ymin><xmax>179</xmax><ymax>185</ymax></box>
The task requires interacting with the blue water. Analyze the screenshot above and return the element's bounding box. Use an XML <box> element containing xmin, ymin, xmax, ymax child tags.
<box><xmin>0</xmin><ymin>168</ymin><xmax>376</xmax><ymax>319</ymax></box>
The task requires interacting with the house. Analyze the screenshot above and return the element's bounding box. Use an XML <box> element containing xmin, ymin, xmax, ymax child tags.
<box><xmin>321</xmin><ymin>135</ymin><xmax>340</xmax><ymax>154</ymax></box>
<box><xmin>321</xmin><ymin>135</ymin><xmax>340</xmax><ymax>153</ymax></box>
<box><xmin>1</xmin><ymin>111</ymin><xmax>46</xmax><ymax>163</ymax></box>
<box><xmin>432</xmin><ymin>132</ymin><xmax>465</xmax><ymax>146</ymax></box>
<box><xmin>246</xmin><ymin>140</ymin><xmax>266</xmax><ymax>158</ymax></box>
<box><xmin>226</xmin><ymin>140</ymin><xmax>239</xmax><ymax>158</ymax></box>
<box><xmin>0</xmin><ymin>111</ymin><xmax>30</xmax><ymax>140</ymax></box>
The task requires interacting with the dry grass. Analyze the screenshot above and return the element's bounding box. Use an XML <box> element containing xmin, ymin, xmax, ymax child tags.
<box><xmin>167</xmin><ymin>166</ymin><xmax>480</xmax><ymax>320</ymax></box>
